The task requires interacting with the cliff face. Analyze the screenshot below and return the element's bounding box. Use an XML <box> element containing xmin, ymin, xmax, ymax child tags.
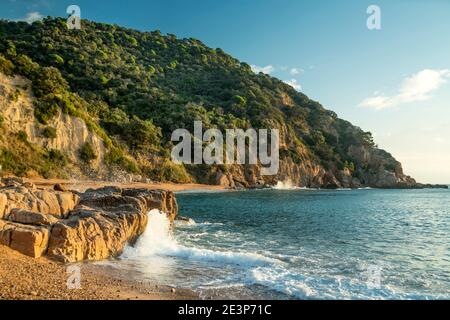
<box><xmin>0</xmin><ymin>73</ymin><xmax>106</xmax><ymax>174</ymax></box>
<box><xmin>0</xmin><ymin>177</ymin><xmax>178</xmax><ymax>262</ymax></box>
<box><xmin>213</xmin><ymin>138</ymin><xmax>418</xmax><ymax>189</ymax></box>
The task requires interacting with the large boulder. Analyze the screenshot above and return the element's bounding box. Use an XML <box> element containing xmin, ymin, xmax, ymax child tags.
<box><xmin>47</xmin><ymin>205</ymin><xmax>147</xmax><ymax>262</ymax></box>
<box><xmin>0</xmin><ymin>220</ymin><xmax>49</xmax><ymax>258</ymax></box>
<box><xmin>0</xmin><ymin>186</ymin><xmax>79</xmax><ymax>219</ymax></box>
<box><xmin>0</xmin><ymin>182</ymin><xmax>178</xmax><ymax>262</ymax></box>
<box><xmin>8</xmin><ymin>209</ymin><xmax>60</xmax><ymax>226</ymax></box>
<box><xmin>0</xmin><ymin>193</ymin><xmax>7</xmax><ymax>219</ymax></box>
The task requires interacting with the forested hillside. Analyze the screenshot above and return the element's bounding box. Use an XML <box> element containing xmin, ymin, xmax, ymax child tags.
<box><xmin>0</xmin><ymin>17</ymin><xmax>418</xmax><ymax>188</ymax></box>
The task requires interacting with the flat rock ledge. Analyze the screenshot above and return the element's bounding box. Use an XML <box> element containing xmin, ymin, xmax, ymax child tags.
<box><xmin>0</xmin><ymin>177</ymin><xmax>178</xmax><ymax>263</ymax></box>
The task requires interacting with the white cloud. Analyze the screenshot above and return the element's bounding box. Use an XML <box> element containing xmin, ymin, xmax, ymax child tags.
<box><xmin>18</xmin><ymin>12</ymin><xmax>43</xmax><ymax>24</ymax></box>
<box><xmin>283</xmin><ymin>79</ymin><xmax>302</xmax><ymax>91</ymax></box>
<box><xmin>360</xmin><ymin>69</ymin><xmax>450</xmax><ymax>110</ymax></box>
<box><xmin>251</xmin><ymin>64</ymin><xmax>275</xmax><ymax>75</ymax></box>
<box><xmin>290</xmin><ymin>68</ymin><xmax>303</xmax><ymax>75</ymax></box>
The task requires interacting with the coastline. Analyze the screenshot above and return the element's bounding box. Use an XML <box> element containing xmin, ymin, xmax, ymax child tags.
<box><xmin>1</xmin><ymin>178</ymin><xmax>448</xmax><ymax>300</ymax></box>
<box><xmin>0</xmin><ymin>177</ymin><xmax>207</xmax><ymax>300</ymax></box>
<box><xmin>27</xmin><ymin>178</ymin><xmax>227</xmax><ymax>193</ymax></box>
<box><xmin>0</xmin><ymin>245</ymin><xmax>198</xmax><ymax>300</ymax></box>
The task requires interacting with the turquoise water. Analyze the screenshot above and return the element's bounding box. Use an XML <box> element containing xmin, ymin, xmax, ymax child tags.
<box><xmin>119</xmin><ymin>188</ymin><xmax>450</xmax><ymax>300</ymax></box>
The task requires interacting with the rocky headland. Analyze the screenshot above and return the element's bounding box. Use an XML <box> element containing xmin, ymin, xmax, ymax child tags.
<box><xmin>0</xmin><ymin>176</ymin><xmax>177</xmax><ymax>262</ymax></box>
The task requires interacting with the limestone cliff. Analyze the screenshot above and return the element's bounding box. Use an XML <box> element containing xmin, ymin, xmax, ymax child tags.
<box><xmin>0</xmin><ymin>73</ymin><xmax>108</xmax><ymax>178</ymax></box>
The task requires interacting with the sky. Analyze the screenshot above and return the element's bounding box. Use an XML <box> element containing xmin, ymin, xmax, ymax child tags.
<box><xmin>1</xmin><ymin>0</ymin><xmax>450</xmax><ymax>183</ymax></box>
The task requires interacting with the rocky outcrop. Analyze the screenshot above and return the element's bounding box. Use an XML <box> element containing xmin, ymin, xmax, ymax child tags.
<box><xmin>217</xmin><ymin>144</ymin><xmax>446</xmax><ymax>190</ymax></box>
<box><xmin>0</xmin><ymin>74</ymin><xmax>107</xmax><ymax>170</ymax></box>
<box><xmin>0</xmin><ymin>220</ymin><xmax>49</xmax><ymax>258</ymax></box>
<box><xmin>0</xmin><ymin>178</ymin><xmax>178</xmax><ymax>262</ymax></box>
<box><xmin>0</xmin><ymin>178</ymin><xmax>79</xmax><ymax>220</ymax></box>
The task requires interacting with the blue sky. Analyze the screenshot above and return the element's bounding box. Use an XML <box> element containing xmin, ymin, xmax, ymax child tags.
<box><xmin>2</xmin><ymin>0</ymin><xmax>450</xmax><ymax>183</ymax></box>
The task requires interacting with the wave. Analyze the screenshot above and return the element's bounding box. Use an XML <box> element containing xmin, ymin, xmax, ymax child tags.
<box><xmin>122</xmin><ymin>210</ymin><xmax>277</xmax><ymax>267</ymax></box>
<box><xmin>272</xmin><ymin>179</ymin><xmax>300</xmax><ymax>190</ymax></box>
<box><xmin>120</xmin><ymin>210</ymin><xmax>444</xmax><ymax>300</ymax></box>
<box><xmin>245</xmin><ymin>266</ymin><xmax>413</xmax><ymax>300</ymax></box>
<box><xmin>247</xmin><ymin>266</ymin><xmax>318</xmax><ymax>299</ymax></box>
<box><xmin>174</xmin><ymin>217</ymin><xmax>196</xmax><ymax>226</ymax></box>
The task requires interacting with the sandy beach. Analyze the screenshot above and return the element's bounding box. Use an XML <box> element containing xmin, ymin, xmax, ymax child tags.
<box><xmin>0</xmin><ymin>178</ymin><xmax>225</xmax><ymax>300</ymax></box>
<box><xmin>0</xmin><ymin>244</ymin><xmax>198</xmax><ymax>300</ymax></box>
<box><xmin>27</xmin><ymin>178</ymin><xmax>227</xmax><ymax>193</ymax></box>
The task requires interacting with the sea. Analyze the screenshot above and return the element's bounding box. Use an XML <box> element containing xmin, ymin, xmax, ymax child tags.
<box><xmin>111</xmin><ymin>186</ymin><xmax>449</xmax><ymax>300</ymax></box>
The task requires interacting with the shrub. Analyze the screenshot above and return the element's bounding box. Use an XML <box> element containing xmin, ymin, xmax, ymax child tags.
<box><xmin>79</xmin><ymin>142</ymin><xmax>97</xmax><ymax>163</ymax></box>
<box><xmin>42</xmin><ymin>126</ymin><xmax>57</xmax><ymax>139</ymax></box>
<box><xmin>34</xmin><ymin>99</ymin><xmax>59</xmax><ymax>124</ymax></box>
<box><xmin>122</xmin><ymin>116</ymin><xmax>161</xmax><ymax>151</ymax></box>
<box><xmin>32</xmin><ymin>67</ymin><xmax>68</xmax><ymax>98</ymax></box>
<box><xmin>17</xmin><ymin>130</ymin><xmax>28</xmax><ymax>142</ymax></box>
<box><xmin>50</xmin><ymin>54</ymin><xmax>64</xmax><ymax>65</ymax></box>
<box><xmin>46</xmin><ymin>149</ymin><xmax>67</xmax><ymax>167</ymax></box>
<box><xmin>0</xmin><ymin>149</ymin><xmax>26</xmax><ymax>176</ymax></box>
<box><xmin>145</xmin><ymin>161</ymin><xmax>190</xmax><ymax>183</ymax></box>
<box><xmin>14</xmin><ymin>55</ymin><xmax>39</xmax><ymax>77</ymax></box>
<box><xmin>10</xmin><ymin>89</ymin><xmax>20</xmax><ymax>102</ymax></box>
<box><xmin>0</xmin><ymin>54</ymin><xmax>14</xmax><ymax>75</ymax></box>
<box><xmin>104</xmin><ymin>147</ymin><xmax>140</xmax><ymax>173</ymax></box>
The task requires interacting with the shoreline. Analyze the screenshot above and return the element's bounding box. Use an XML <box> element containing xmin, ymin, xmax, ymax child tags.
<box><xmin>0</xmin><ymin>245</ymin><xmax>198</xmax><ymax>300</ymax></box>
<box><xmin>25</xmin><ymin>178</ymin><xmax>448</xmax><ymax>192</ymax></box>
<box><xmin>27</xmin><ymin>178</ymin><xmax>227</xmax><ymax>193</ymax></box>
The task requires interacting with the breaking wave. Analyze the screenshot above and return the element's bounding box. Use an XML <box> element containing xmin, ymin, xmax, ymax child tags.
<box><xmin>272</xmin><ymin>179</ymin><xmax>298</xmax><ymax>190</ymax></box>
<box><xmin>122</xmin><ymin>210</ymin><xmax>277</xmax><ymax>267</ymax></box>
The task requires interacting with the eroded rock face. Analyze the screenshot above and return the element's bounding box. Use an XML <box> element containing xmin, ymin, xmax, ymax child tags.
<box><xmin>0</xmin><ymin>179</ymin><xmax>178</xmax><ymax>262</ymax></box>
<box><xmin>8</xmin><ymin>209</ymin><xmax>60</xmax><ymax>226</ymax></box>
<box><xmin>219</xmin><ymin>143</ymin><xmax>428</xmax><ymax>190</ymax></box>
<box><xmin>0</xmin><ymin>220</ymin><xmax>49</xmax><ymax>258</ymax></box>
<box><xmin>0</xmin><ymin>184</ymin><xmax>79</xmax><ymax>219</ymax></box>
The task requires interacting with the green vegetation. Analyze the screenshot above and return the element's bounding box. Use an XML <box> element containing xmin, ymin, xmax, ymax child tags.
<box><xmin>0</xmin><ymin>17</ymin><xmax>385</xmax><ymax>181</ymax></box>
<box><xmin>42</xmin><ymin>126</ymin><xmax>57</xmax><ymax>139</ymax></box>
<box><xmin>79</xmin><ymin>142</ymin><xmax>97</xmax><ymax>163</ymax></box>
<box><xmin>46</xmin><ymin>149</ymin><xmax>67</xmax><ymax>167</ymax></box>
<box><xmin>0</xmin><ymin>136</ymin><xmax>69</xmax><ymax>178</ymax></box>
<box><xmin>17</xmin><ymin>130</ymin><xmax>28</xmax><ymax>143</ymax></box>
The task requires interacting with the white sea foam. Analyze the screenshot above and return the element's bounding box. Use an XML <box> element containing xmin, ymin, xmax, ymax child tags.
<box><xmin>174</xmin><ymin>218</ymin><xmax>197</xmax><ymax>227</ymax></box>
<box><xmin>271</xmin><ymin>180</ymin><xmax>320</xmax><ymax>191</ymax></box>
<box><xmin>120</xmin><ymin>210</ymin><xmax>434</xmax><ymax>300</ymax></box>
<box><xmin>247</xmin><ymin>266</ymin><xmax>318</xmax><ymax>299</ymax></box>
<box><xmin>272</xmin><ymin>179</ymin><xmax>298</xmax><ymax>190</ymax></box>
<box><xmin>122</xmin><ymin>210</ymin><xmax>276</xmax><ymax>267</ymax></box>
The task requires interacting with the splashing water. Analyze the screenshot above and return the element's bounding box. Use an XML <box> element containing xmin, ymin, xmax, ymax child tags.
<box><xmin>117</xmin><ymin>189</ymin><xmax>450</xmax><ymax>299</ymax></box>
<box><xmin>122</xmin><ymin>209</ymin><xmax>276</xmax><ymax>267</ymax></box>
<box><xmin>272</xmin><ymin>179</ymin><xmax>298</xmax><ymax>190</ymax></box>
<box><xmin>122</xmin><ymin>209</ymin><xmax>174</xmax><ymax>257</ymax></box>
